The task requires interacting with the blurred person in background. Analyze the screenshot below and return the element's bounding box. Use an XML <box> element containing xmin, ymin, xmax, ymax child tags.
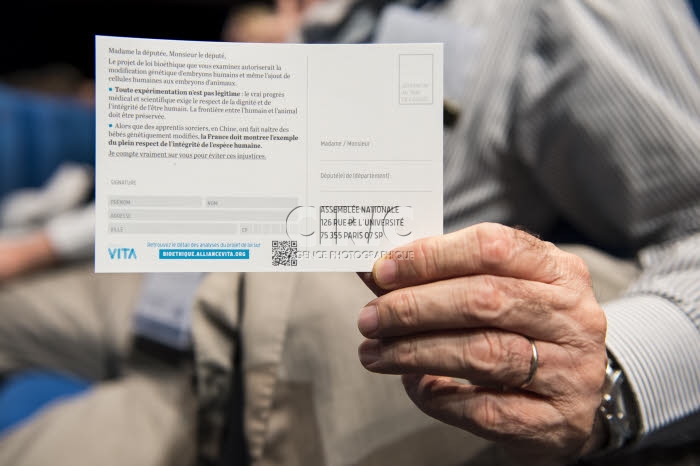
<box><xmin>222</xmin><ymin>0</ymin><xmax>322</xmax><ymax>43</ymax></box>
<box><xmin>0</xmin><ymin>79</ymin><xmax>96</xmax><ymax>281</ymax></box>
<box><xmin>0</xmin><ymin>79</ymin><xmax>196</xmax><ymax>465</ymax></box>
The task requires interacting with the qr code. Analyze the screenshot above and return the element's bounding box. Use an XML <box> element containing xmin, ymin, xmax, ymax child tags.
<box><xmin>272</xmin><ymin>240</ymin><xmax>298</xmax><ymax>266</ymax></box>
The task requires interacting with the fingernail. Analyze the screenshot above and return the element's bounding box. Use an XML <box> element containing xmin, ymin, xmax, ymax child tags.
<box><xmin>358</xmin><ymin>305</ymin><xmax>378</xmax><ymax>336</ymax></box>
<box><xmin>374</xmin><ymin>258</ymin><xmax>397</xmax><ymax>288</ymax></box>
<box><xmin>359</xmin><ymin>339</ymin><xmax>381</xmax><ymax>366</ymax></box>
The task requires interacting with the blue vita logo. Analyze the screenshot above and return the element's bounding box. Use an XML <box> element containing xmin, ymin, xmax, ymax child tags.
<box><xmin>108</xmin><ymin>247</ymin><xmax>137</xmax><ymax>260</ymax></box>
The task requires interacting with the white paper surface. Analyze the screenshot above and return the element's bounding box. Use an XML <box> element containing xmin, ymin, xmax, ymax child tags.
<box><xmin>95</xmin><ymin>36</ymin><xmax>442</xmax><ymax>272</ymax></box>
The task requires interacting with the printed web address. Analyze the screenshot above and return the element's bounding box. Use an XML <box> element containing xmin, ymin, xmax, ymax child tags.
<box><xmin>159</xmin><ymin>249</ymin><xmax>249</xmax><ymax>259</ymax></box>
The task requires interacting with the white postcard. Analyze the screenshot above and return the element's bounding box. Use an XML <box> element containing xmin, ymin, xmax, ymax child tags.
<box><xmin>95</xmin><ymin>36</ymin><xmax>442</xmax><ymax>272</ymax></box>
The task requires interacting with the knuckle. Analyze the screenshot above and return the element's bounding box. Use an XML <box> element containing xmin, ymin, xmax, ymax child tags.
<box><xmin>476</xmin><ymin>394</ymin><xmax>505</xmax><ymax>433</ymax></box>
<box><xmin>514</xmin><ymin>229</ymin><xmax>562</xmax><ymax>283</ymax></box>
<box><xmin>571</xmin><ymin>254</ymin><xmax>590</xmax><ymax>277</ymax></box>
<box><xmin>464</xmin><ymin>331</ymin><xmax>502</xmax><ymax>374</ymax></box>
<box><xmin>475</xmin><ymin>223</ymin><xmax>513</xmax><ymax>267</ymax></box>
<box><xmin>414</xmin><ymin>237</ymin><xmax>441</xmax><ymax>279</ymax></box>
<box><xmin>470</xmin><ymin>275</ymin><xmax>504</xmax><ymax>314</ymax></box>
<box><xmin>539</xmin><ymin>240</ymin><xmax>563</xmax><ymax>280</ymax></box>
<box><xmin>388</xmin><ymin>288</ymin><xmax>422</xmax><ymax>328</ymax></box>
<box><xmin>567</xmin><ymin>253</ymin><xmax>593</xmax><ymax>286</ymax></box>
<box><xmin>393</xmin><ymin>338</ymin><xmax>420</xmax><ymax>368</ymax></box>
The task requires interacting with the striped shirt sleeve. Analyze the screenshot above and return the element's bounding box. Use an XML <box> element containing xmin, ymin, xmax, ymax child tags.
<box><xmin>604</xmin><ymin>234</ymin><xmax>700</xmax><ymax>447</ymax></box>
<box><xmin>513</xmin><ymin>0</ymin><xmax>700</xmax><ymax>447</ymax></box>
<box><xmin>441</xmin><ymin>0</ymin><xmax>700</xmax><ymax>448</ymax></box>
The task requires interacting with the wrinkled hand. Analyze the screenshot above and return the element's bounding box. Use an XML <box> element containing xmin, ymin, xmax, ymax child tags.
<box><xmin>357</xmin><ymin>223</ymin><xmax>608</xmax><ymax>465</ymax></box>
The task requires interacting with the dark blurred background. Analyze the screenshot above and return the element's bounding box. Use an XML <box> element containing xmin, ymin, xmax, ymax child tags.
<box><xmin>1</xmin><ymin>0</ymin><xmax>268</xmax><ymax>80</ymax></box>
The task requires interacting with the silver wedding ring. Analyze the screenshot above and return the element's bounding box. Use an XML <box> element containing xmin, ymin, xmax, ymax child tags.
<box><xmin>519</xmin><ymin>337</ymin><xmax>539</xmax><ymax>389</ymax></box>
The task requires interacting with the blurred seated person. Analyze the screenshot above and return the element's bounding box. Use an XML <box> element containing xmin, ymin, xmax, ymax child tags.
<box><xmin>0</xmin><ymin>165</ymin><xmax>94</xmax><ymax>282</ymax></box>
<box><xmin>0</xmin><ymin>78</ymin><xmax>196</xmax><ymax>466</ymax></box>
<box><xmin>0</xmin><ymin>82</ymin><xmax>94</xmax><ymax>199</ymax></box>
<box><xmin>222</xmin><ymin>0</ymin><xmax>321</xmax><ymax>43</ymax></box>
<box><xmin>0</xmin><ymin>80</ymin><xmax>96</xmax><ymax>281</ymax></box>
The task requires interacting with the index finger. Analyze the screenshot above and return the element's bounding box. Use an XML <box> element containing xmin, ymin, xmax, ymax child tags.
<box><xmin>372</xmin><ymin>223</ymin><xmax>581</xmax><ymax>290</ymax></box>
